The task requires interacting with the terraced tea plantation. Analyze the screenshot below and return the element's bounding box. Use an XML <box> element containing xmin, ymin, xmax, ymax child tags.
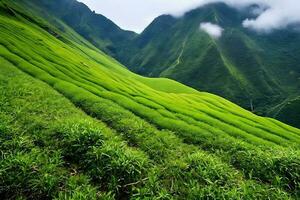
<box><xmin>0</xmin><ymin>1</ymin><xmax>300</xmax><ymax>199</ymax></box>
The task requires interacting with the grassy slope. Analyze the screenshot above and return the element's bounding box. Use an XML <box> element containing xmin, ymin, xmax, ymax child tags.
<box><xmin>115</xmin><ymin>3</ymin><xmax>300</xmax><ymax>120</ymax></box>
<box><xmin>26</xmin><ymin>0</ymin><xmax>300</xmax><ymax>127</ymax></box>
<box><xmin>0</xmin><ymin>1</ymin><xmax>300</xmax><ymax>199</ymax></box>
<box><xmin>14</xmin><ymin>0</ymin><xmax>300</xmax><ymax>127</ymax></box>
<box><xmin>116</xmin><ymin>5</ymin><xmax>264</xmax><ymax>110</ymax></box>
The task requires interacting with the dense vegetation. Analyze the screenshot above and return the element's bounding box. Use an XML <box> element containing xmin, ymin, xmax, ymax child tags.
<box><xmin>271</xmin><ymin>97</ymin><xmax>300</xmax><ymax>129</ymax></box>
<box><xmin>116</xmin><ymin>3</ymin><xmax>300</xmax><ymax>126</ymax></box>
<box><xmin>24</xmin><ymin>0</ymin><xmax>137</xmax><ymax>58</ymax></box>
<box><xmin>0</xmin><ymin>0</ymin><xmax>300</xmax><ymax>199</ymax></box>
<box><xmin>119</xmin><ymin>3</ymin><xmax>300</xmax><ymax>124</ymax></box>
<box><xmin>36</xmin><ymin>0</ymin><xmax>300</xmax><ymax>128</ymax></box>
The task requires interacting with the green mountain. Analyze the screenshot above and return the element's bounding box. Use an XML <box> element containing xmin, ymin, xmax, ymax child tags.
<box><xmin>1</xmin><ymin>0</ymin><xmax>300</xmax><ymax>199</ymax></box>
<box><xmin>115</xmin><ymin>3</ymin><xmax>300</xmax><ymax>120</ymax></box>
<box><xmin>14</xmin><ymin>1</ymin><xmax>300</xmax><ymax>128</ymax></box>
<box><xmin>25</xmin><ymin>0</ymin><xmax>137</xmax><ymax>57</ymax></box>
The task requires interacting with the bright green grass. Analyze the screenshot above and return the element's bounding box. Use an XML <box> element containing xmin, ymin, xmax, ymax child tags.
<box><xmin>4</xmin><ymin>47</ymin><xmax>300</xmax><ymax>199</ymax></box>
<box><xmin>0</xmin><ymin>1</ymin><xmax>300</xmax><ymax>199</ymax></box>
<box><xmin>1</xmin><ymin>57</ymin><xmax>295</xmax><ymax>200</ymax></box>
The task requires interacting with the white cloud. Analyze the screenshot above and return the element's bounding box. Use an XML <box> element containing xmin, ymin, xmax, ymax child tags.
<box><xmin>242</xmin><ymin>0</ymin><xmax>300</xmax><ymax>32</ymax></box>
<box><xmin>78</xmin><ymin>0</ymin><xmax>300</xmax><ymax>33</ymax></box>
<box><xmin>200</xmin><ymin>22</ymin><xmax>224</xmax><ymax>38</ymax></box>
<box><xmin>77</xmin><ymin>0</ymin><xmax>213</xmax><ymax>32</ymax></box>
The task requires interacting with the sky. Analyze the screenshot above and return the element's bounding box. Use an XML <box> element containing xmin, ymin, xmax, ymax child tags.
<box><xmin>78</xmin><ymin>0</ymin><xmax>300</xmax><ymax>33</ymax></box>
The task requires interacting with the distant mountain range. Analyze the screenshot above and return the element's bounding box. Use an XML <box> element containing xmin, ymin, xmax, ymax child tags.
<box><xmin>24</xmin><ymin>0</ymin><xmax>300</xmax><ymax>128</ymax></box>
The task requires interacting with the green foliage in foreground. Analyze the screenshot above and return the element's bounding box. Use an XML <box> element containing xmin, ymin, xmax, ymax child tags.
<box><xmin>0</xmin><ymin>52</ymin><xmax>296</xmax><ymax>200</ymax></box>
<box><xmin>0</xmin><ymin>1</ymin><xmax>300</xmax><ymax>199</ymax></box>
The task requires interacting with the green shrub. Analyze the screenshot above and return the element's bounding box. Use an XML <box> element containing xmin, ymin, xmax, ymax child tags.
<box><xmin>85</xmin><ymin>141</ymin><xmax>149</xmax><ymax>195</ymax></box>
<box><xmin>230</xmin><ymin>148</ymin><xmax>300</xmax><ymax>195</ymax></box>
<box><xmin>54</xmin><ymin>120</ymin><xmax>105</xmax><ymax>163</ymax></box>
<box><xmin>55</xmin><ymin>175</ymin><xmax>114</xmax><ymax>200</ymax></box>
<box><xmin>0</xmin><ymin>148</ymin><xmax>65</xmax><ymax>199</ymax></box>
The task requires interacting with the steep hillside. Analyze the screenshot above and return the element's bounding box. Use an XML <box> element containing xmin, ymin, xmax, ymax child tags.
<box><xmin>14</xmin><ymin>0</ymin><xmax>300</xmax><ymax>128</ymax></box>
<box><xmin>270</xmin><ymin>97</ymin><xmax>300</xmax><ymax>128</ymax></box>
<box><xmin>1</xmin><ymin>0</ymin><xmax>300</xmax><ymax>199</ymax></box>
<box><xmin>24</xmin><ymin>0</ymin><xmax>137</xmax><ymax>57</ymax></box>
<box><xmin>116</xmin><ymin>3</ymin><xmax>300</xmax><ymax>119</ymax></box>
